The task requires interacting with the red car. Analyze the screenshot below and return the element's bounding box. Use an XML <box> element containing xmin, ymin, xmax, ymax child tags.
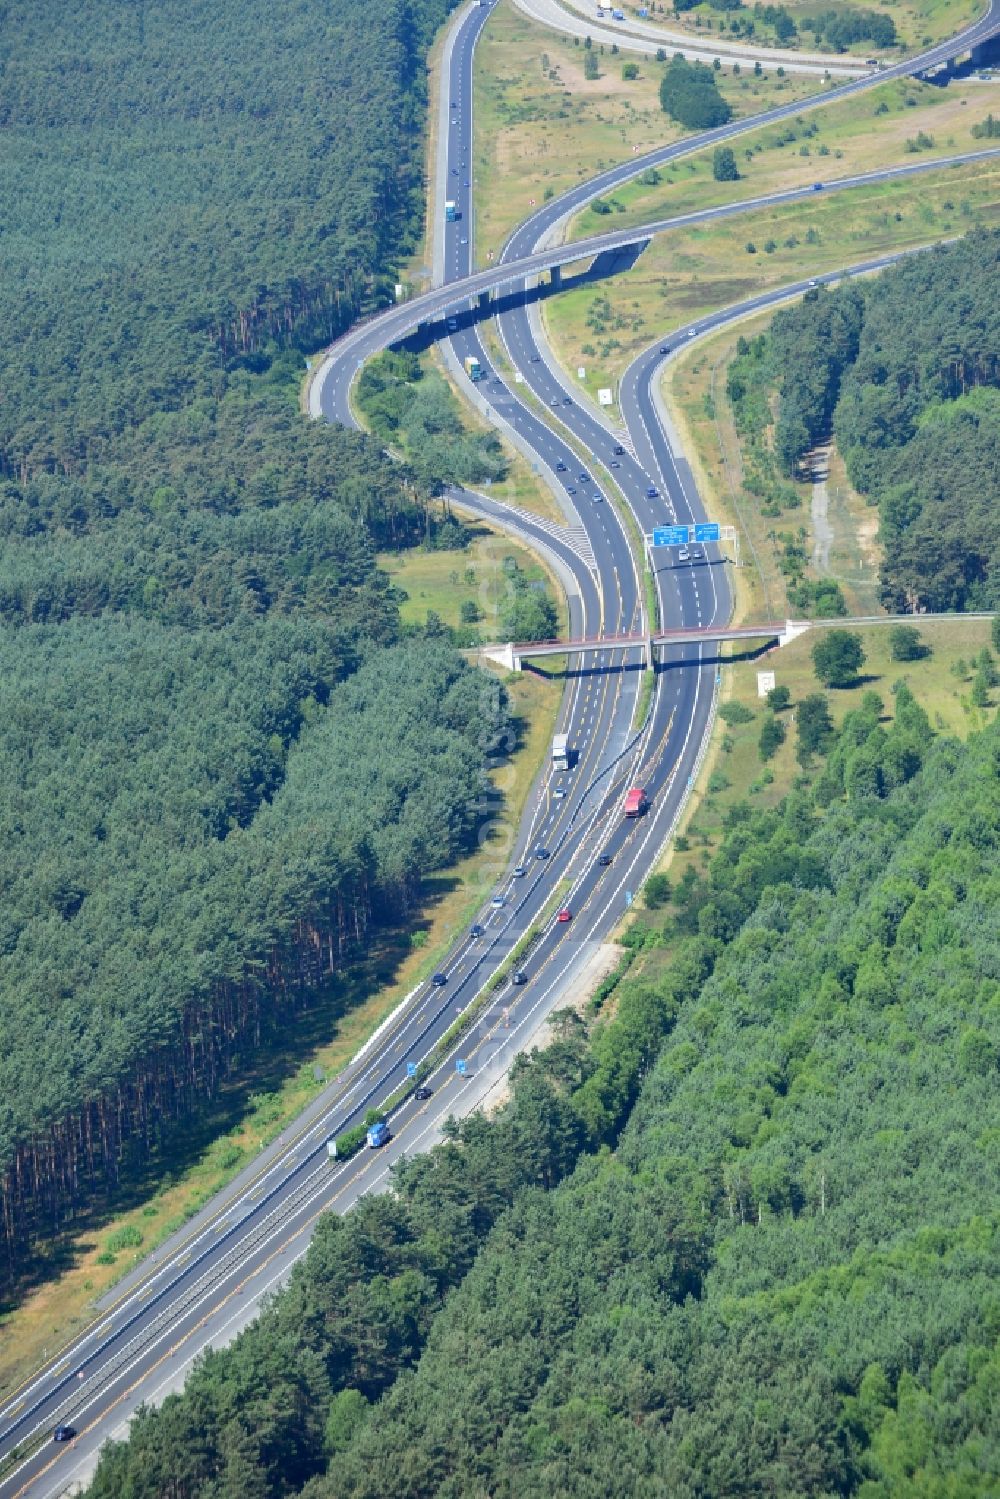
<box><xmin>557</xmin><ymin>908</ymin><xmax>572</xmax><ymax>923</ymax></box>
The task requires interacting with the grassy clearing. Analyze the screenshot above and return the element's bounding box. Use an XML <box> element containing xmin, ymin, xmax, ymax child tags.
<box><xmin>379</xmin><ymin>526</ymin><xmax>568</xmax><ymax>638</ymax></box>
<box><xmin>642</xmin><ymin>0</ymin><xmax>983</xmax><ymax>53</ymax></box>
<box><xmin>542</xmin><ymin>156</ymin><xmax>1000</xmax><ymax>404</ymax></box>
<box><xmin>0</xmin><ymin>536</ymin><xmax>562</xmax><ymax>1401</ymax></box>
<box><xmin>472</xmin><ymin>0</ymin><xmax>823</xmax><ymax>262</ymax></box>
<box><xmin>644</xmin><ymin>615</ymin><xmax>998</xmax><ymax>917</ymax></box>
<box><xmin>662</xmin><ymin>309</ymin><xmax>883</xmax><ymax>625</ymax></box>
<box><xmin>571</xmin><ymin>73</ymin><xmax>1000</xmax><ymax>240</ymax></box>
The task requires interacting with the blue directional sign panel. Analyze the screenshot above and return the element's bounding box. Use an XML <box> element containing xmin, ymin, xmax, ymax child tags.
<box><xmin>651</xmin><ymin>525</ymin><xmax>689</xmax><ymax>548</ymax></box>
<box><xmin>407</xmin><ymin>1062</ymin><xmax>417</xmax><ymax>1077</ymax></box>
<box><xmin>456</xmin><ymin>1059</ymin><xmax>468</xmax><ymax>1077</ymax></box>
<box><xmin>694</xmin><ymin>522</ymin><xmax>721</xmax><ymax>543</ymax></box>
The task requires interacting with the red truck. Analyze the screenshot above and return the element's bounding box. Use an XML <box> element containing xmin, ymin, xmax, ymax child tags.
<box><xmin>624</xmin><ymin>786</ymin><xmax>647</xmax><ymax>818</ymax></box>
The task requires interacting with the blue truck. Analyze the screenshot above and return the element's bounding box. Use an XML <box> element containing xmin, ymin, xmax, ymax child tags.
<box><xmin>367</xmin><ymin>1120</ymin><xmax>391</xmax><ymax>1149</ymax></box>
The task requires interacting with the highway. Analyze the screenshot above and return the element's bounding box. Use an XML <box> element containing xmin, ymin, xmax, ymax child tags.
<box><xmin>2</xmin><ymin>1</ymin><xmax>998</xmax><ymax>1493</ymax></box>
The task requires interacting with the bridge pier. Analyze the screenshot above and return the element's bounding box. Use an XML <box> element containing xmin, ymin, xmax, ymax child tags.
<box><xmin>549</xmin><ymin>265</ymin><xmax>562</xmax><ymax>290</ymax></box>
<box><xmin>644</xmin><ymin>635</ymin><xmax>655</xmax><ymax>670</ymax></box>
<box><xmin>478</xmin><ymin>289</ymin><xmax>491</xmax><ymax>312</ymax></box>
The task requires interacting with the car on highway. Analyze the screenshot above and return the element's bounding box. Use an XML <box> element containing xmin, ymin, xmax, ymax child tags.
<box><xmin>813</xmin><ymin>182</ymin><xmax>824</xmax><ymax>190</ymax></box>
<box><xmin>687</xmin><ymin>328</ymin><xmax>696</xmax><ymax>338</ymax></box>
<box><xmin>491</xmin><ymin>893</ymin><xmax>506</xmax><ymax>907</ymax></box>
<box><xmin>592</xmin><ymin>492</ymin><xmax>603</xmax><ymax>502</ymax></box>
<box><xmin>556</xmin><ymin>460</ymin><xmax>567</xmax><ymax>471</ymax></box>
<box><xmin>513</xmin><ymin>864</ymin><xmax>527</xmax><ymax>876</ymax></box>
<box><xmin>557</xmin><ymin>907</ymin><xmax>572</xmax><ymax>923</ymax></box>
<box><xmin>464</xmin><ymin>179</ymin><xmax>470</xmax><ymax>187</ymax></box>
<box><xmin>659</xmin><ymin>346</ymin><xmax>668</xmax><ymax>354</ymax></box>
<box><xmin>598</xmin><ymin>853</ymin><xmax>613</xmax><ymax>867</ymax></box>
<box><xmin>470</xmin><ymin>923</ymin><xmax>484</xmax><ymax>937</ymax></box>
<box><xmin>512</xmin><ymin>970</ymin><xmax>528</xmax><ymax>985</ymax></box>
<box><xmin>432</xmin><ymin>972</ymin><xmax>448</xmax><ymax>986</ymax></box>
<box><xmin>613</xmin><ymin>444</ymin><xmax>625</xmax><ymax>455</ymax></box>
<box><xmin>566</xmin><ymin>485</ymin><xmax>577</xmax><ymax>494</ymax></box>
<box><xmin>646</xmin><ymin>485</ymin><xmax>658</xmax><ymax>498</ymax></box>
<box><xmin>534</xmin><ymin>845</ymin><xmax>549</xmax><ymax>859</ymax></box>
<box><xmin>690</xmin><ymin>546</ymin><xmax>704</xmax><ymax>561</ymax></box>
<box><xmin>450</xmin><ymin>167</ymin><xmax>458</xmax><ymax>175</ymax></box>
<box><xmin>678</xmin><ymin>545</ymin><xmax>690</xmax><ymax>561</ymax></box>
<box><xmin>553</xmin><ymin>786</ymin><xmax>567</xmax><ymax>799</ymax></box>
<box><xmin>53</xmin><ymin>1425</ymin><xmax>76</xmax><ymax>1443</ymax></box>
<box><xmin>414</xmin><ymin>1085</ymin><xmax>433</xmax><ymax>1101</ymax></box>
<box><xmin>563</xmin><ymin>396</ymin><xmax>573</xmax><ymax>405</ymax></box>
<box><xmin>610</xmin><ymin>460</ymin><xmax>621</xmax><ymax>469</ymax></box>
<box><xmin>578</xmin><ymin>472</ymin><xmax>589</xmax><ymax>482</ymax></box>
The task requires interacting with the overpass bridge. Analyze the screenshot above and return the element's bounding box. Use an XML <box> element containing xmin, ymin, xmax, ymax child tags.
<box><xmin>483</xmin><ymin>612</ymin><xmax>999</xmax><ymax>672</ymax></box>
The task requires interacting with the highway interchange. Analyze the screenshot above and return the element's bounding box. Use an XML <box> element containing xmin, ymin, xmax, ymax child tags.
<box><xmin>2</xmin><ymin>1</ymin><xmax>1000</xmax><ymax>1493</ymax></box>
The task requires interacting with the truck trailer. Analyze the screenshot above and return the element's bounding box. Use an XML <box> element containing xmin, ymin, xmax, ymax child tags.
<box><xmin>367</xmin><ymin>1120</ymin><xmax>391</xmax><ymax>1149</ymax></box>
<box><xmin>551</xmin><ymin>733</ymin><xmax>571</xmax><ymax>770</ymax></box>
<box><xmin>445</xmin><ymin>200</ymin><xmax>458</xmax><ymax>222</ymax></box>
<box><xmin>624</xmin><ymin>786</ymin><xmax>647</xmax><ymax>818</ymax></box>
<box><xmin>464</xmin><ymin>354</ymin><xmax>484</xmax><ymax>382</ymax></box>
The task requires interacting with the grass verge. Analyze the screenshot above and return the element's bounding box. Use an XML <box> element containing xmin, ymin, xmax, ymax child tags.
<box><xmin>473</xmin><ymin>0</ymin><xmax>823</xmax><ymax>263</ymax></box>
<box><xmin>543</xmin><ymin>156</ymin><xmax>1000</xmax><ymax>404</ymax></box>
<box><xmin>569</xmin><ymin>74</ymin><xmax>1000</xmax><ymax>242</ymax></box>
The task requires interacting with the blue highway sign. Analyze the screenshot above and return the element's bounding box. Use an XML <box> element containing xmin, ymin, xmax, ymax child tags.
<box><xmin>651</xmin><ymin>525</ymin><xmax>689</xmax><ymax>548</ymax></box>
<box><xmin>694</xmin><ymin>522</ymin><xmax>721</xmax><ymax>543</ymax></box>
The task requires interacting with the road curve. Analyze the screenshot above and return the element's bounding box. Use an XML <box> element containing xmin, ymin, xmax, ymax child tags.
<box><xmin>512</xmin><ymin>0</ymin><xmax>865</xmax><ymax>75</ymax></box>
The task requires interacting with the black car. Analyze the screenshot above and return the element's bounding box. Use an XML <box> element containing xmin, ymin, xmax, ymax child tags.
<box><xmin>566</xmin><ymin>486</ymin><xmax>577</xmax><ymax>494</ymax></box>
<box><xmin>470</xmin><ymin>923</ymin><xmax>484</xmax><ymax>938</ymax></box>
<box><xmin>512</xmin><ymin>971</ymin><xmax>528</xmax><ymax>986</ymax></box>
<box><xmin>613</xmin><ymin>444</ymin><xmax>625</xmax><ymax>455</ymax></box>
<box><xmin>563</xmin><ymin>396</ymin><xmax>572</xmax><ymax>405</ymax></box>
<box><xmin>431</xmin><ymin>972</ymin><xmax>448</xmax><ymax>987</ymax></box>
<box><xmin>598</xmin><ymin>853</ymin><xmax>613</xmax><ymax>867</ymax></box>
<box><xmin>414</xmin><ymin>1085</ymin><xmax>433</xmax><ymax>1101</ymax></box>
<box><xmin>813</xmin><ymin>181</ymin><xmax>824</xmax><ymax>191</ymax></box>
<box><xmin>579</xmin><ymin>472</ymin><xmax>589</xmax><ymax>482</ymax></box>
<box><xmin>53</xmin><ymin>1426</ymin><xmax>76</xmax><ymax>1443</ymax></box>
<box><xmin>555</xmin><ymin>460</ymin><xmax>567</xmax><ymax>472</ymax></box>
<box><xmin>534</xmin><ymin>845</ymin><xmax>549</xmax><ymax>859</ymax></box>
<box><xmin>646</xmin><ymin>485</ymin><xmax>658</xmax><ymax>498</ymax></box>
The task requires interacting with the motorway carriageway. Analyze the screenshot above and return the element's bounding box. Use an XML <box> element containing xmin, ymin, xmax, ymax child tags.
<box><xmin>4</xmin><ymin>1</ymin><xmax>1000</xmax><ymax>1492</ymax></box>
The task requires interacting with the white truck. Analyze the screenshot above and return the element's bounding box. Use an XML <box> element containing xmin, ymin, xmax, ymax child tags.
<box><xmin>552</xmin><ymin>733</ymin><xmax>571</xmax><ymax>771</ymax></box>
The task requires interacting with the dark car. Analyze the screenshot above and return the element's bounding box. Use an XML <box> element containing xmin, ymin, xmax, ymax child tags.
<box><xmin>470</xmin><ymin>923</ymin><xmax>484</xmax><ymax>938</ymax></box>
<box><xmin>659</xmin><ymin>346</ymin><xmax>668</xmax><ymax>354</ymax></box>
<box><xmin>563</xmin><ymin>396</ymin><xmax>572</xmax><ymax>405</ymax></box>
<box><xmin>557</xmin><ymin>907</ymin><xmax>572</xmax><ymax>923</ymax></box>
<box><xmin>432</xmin><ymin>972</ymin><xmax>448</xmax><ymax>987</ymax></box>
<box><xmin>613</xmin><ymin>444</ymin><xmax>625</xmax><ymax>455</ymax></box>
<box><xmin>414</xmin><ymin>1085</ymin><xmax>433</xmax><ymax>1101</ymax></box>
<box><xmin>534</xmin><ymin>845</ymin><xmax>549</xmax><ymax>859</ymax></box>
<box><xmin>579</xmin><ymin>472</ymin><xmax>589</xmax><ymax>482</ymax></box>
<box><xmin>512</xmin><ymin>970</ymin><xmax>528</xmax><ymax>985</ymax></box>
<box><xmin>598</xmin><ymin>853</ymin><xmax>613</xmax><ymax>867</ymax></box>
<box><xmin>566</xmin><ymin>485</ymin><xmax>577</xmax><ymax>494</ymax></box>
<box><xmin>53</xmin><ymin>1426</ymin><xmax>76</xmax><ymax>1443</ymax></box>
<box><xmin>610</xmin><ymin>459</ymin><xmax>621</xmax><ymax>469</ymax></box>
<box><xmin>813</xmin><ymin>181</ymin><xmax>824</xmax><ymax>190</ymax></box>
<box><xmin>555</xmin><ymin>460</ymin><xmax>567</xmax><ymax>472</ymax></box>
